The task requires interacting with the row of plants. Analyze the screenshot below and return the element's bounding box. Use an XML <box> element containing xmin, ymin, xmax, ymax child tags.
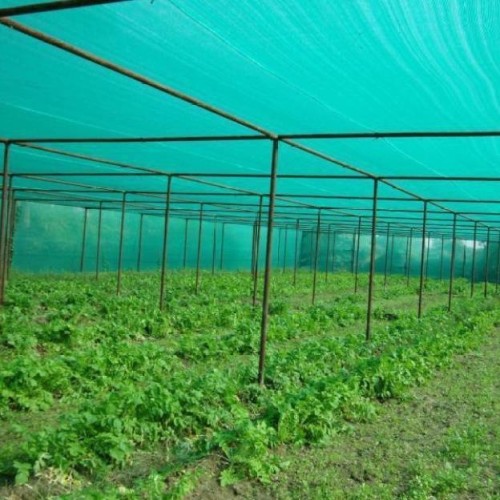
<box><xmin>0</xmin><ymin>271</ymin><xmax>497</xmax><ymax>497</ymax></box>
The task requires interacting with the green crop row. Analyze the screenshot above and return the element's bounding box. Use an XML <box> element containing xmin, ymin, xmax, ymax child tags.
<box><xmin>0</xmin><ymin>271</ymin><xmax>496</xmax><ymax>497</ymax></box>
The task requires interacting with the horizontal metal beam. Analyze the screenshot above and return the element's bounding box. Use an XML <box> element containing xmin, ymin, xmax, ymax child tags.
<box><xmin>11</xmin><ymin>135</ymin><xmax>266</xmax><ymax>144</ymax></box>
<box><xmin>382</xmin><ymin>176</ymin><xmax>500</xmax><ymax>182</ymax></box>
<box><xmin>6</xmin><ymin>130</ymin><xmax>500</xmax><ymax>143</ymax></box>
<box><xmin>0</xmin><ymin>0</ymin><xmax>129</xmax><ymax>18</ymax></box>
<box><xmin>11</xmin><ymin>171</ymin><xmax>367</xmax><ymax>179</ymax></box>
<box><xmin>280</xmin><ymin>131</ymin><xmax>500</xmax><ymax>140</ymax></box>
<box><xmin>14</xmin><ymin>190</ymin><xmax>500</xmax><ymax>216</ymax></box>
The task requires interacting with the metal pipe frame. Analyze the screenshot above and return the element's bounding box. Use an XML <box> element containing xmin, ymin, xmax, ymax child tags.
<box><xmin>439</xmin><ymin>235</ymin><xmax>445</xmax><ymax>281</ymax></box>
<box><xmin>354</xmin><ymin>217</ymin><xmax>362</xmax><ymax>293</ymax></box>
<box><xmin>406</xmin><ymin>228</ymin><xmax>414</xmax><ymax>286</ymax></box>
<box><xmin>483</xmin><ymin>227</ymin><xmax>491</xmax><ymax>297</ymax></box>
<box><xmin>293</xmin><ymin>218</ymin><xmax>300</xmax><ymax>286</ymax></box>
<box><xmin>95</xmin><ymin>201</ymin><xmax>103</xmax><ymax>280</ymax></box>
<box><xmin>366</xmin><ymin>179</ymin><xmax>378</xmax><ymax>340</ymax></box>
<box><xmin>195</xmin><ymin>203</ymin><xmax>204</xmax><ymax>294</ymax></box>
<box><xmin>461</xmin><ymin>243</ymin><xmax>466</xmax><ymax>278</ymax></box>
<box><xmin>159</xmin><ymin>176</ymin><xmax>173</xmax><ymax>309</ymax></box>
<box><xmin>0</xmin><ymin>144</ymin><xmax>10</xmax><ymax>304</ymax></box>
<box><xmin>424</xmin><ymin>232</ymin><xmax>431</xmax><ymax>282</ymax></box>
<box><xmin>183</xmin><ymin>218</ymin><xmax>189</xmax><ymax>269</ymax></box>
<box><xmin>2</xmin><ymin>179</ymin><xmax>14</xmax><ymax>286</ymax></box>
<box><xmin>212</xmin><ymin>217</ymin><xmax>218</xmax><ymax>276</ymax></box>
<box><xmin>448</xmin><ymin>214</ymin><xmax>458</xmax><ymax>312</ymax></box>
<box><xmin>2</xmin><ymin>179</ymin><xmax>14</xmax><ymax>283</ymax></box>
<box><xmin>252</xmin><ymin>196</ymin><xmax>264</xmax><ymax>306</ymax></box>
<box><xmin>311</xmin><ymin>209</ymin><xmax>322</xmax><ymax>305</ymax></box>
<box><xmin>0</xmin><ymin>15</ymin><xmax>495</xmax><ymax>238</ymax></box>
<box><xmin>389</xmin><ymin>233</ymin><xmax>395</xmax><ymax>278</ymax></box>
<box><xmin>8</xmin><ymin>174</ymin><xmax>500</xmax><ymax>241</ymax></box>
<box><xmin>350</xmin><ymin>228</ymin><xmax>356</xmax><ymax>274</ymax></box>
<box><xmin>13</xmin><ymin>191</ymin><xmax>491</xmax><ymax>241</ymax></box>
<box><xmin>5</xmin><ymin>195</ymin><xmax>17</xmax><ymax>281</ymax></box>
<box><xmin>308</xmin><ymin>227</ymin><xmax>314</xmax><ymax>272</ymax></box>
<box><xmin>277</xmin><ymin>227</ymin><xmax>283</xmax><ymax>271</ymax></box>
<box><xmin>12</xmin><ymin>174</ymin><xmax>496</xmax><ymax>238</ymax></box>
<box><xmin>331</xmin><ymin>231</ymin><xmax>338</xmax><ymax>273</ymax></box>
<box><xmin>80</xmin><ymin>207</ymin><xmax>88</xmax><ymax>272</ymax></box>
<box><xmin>495</xmin><ymin>237</ymin><xmax>500</xmax><ymax>293</ymax></box>
<box><xmin>324</xmin><ymin>223</ymin><xmax>332</xmax><ymax>283</ymax></box>
<box><xmin>383</xmin><ymin>222</ymin><xmax>391</xmax><ymax>290</ymax></box>
<box><xmin>417</xmin><ymin>201</ymin><xmax>428</xmax><ymax>318</ymax></box>
<box><xmin>0</xmin><ymin>0</ymin><xmax>130</xmax><ymax>17</ymax></box>
<box><xmin>251</xmin><ymin>222</ymin><xmax>257</xmax><ymax>278</ymax></box>
<box><xmin>219</xmin><ymin>222</ymin><xmax>225</xmax><ymax>270</ymax></box>
<box><xmin>403</xmin><ymin>232</ymin><xmax>410</xmax><ymax>282</ymax></box>
<box><xmin>137</xmin><ymin>213</ymin><xmax>144</xmax><ymax>272</ymax></box>
<box><xmin>0</xmin><ymin>13</ymin><xmax>497</xmax><ymax>360</ymax></box>
<box><xmin>258</xmin><ymin>140</ymin><xmax>279</xmax><ymax>386</ymax></box>
<box><xmin>116</xmin><ymin>192</ymin><xmax>127</xmax><ymax>295</ymax></box>
<box><xmin>6</xmin><ymin>130</ymin><xmax>500</xmax><ymax>143</ymax></box>
<box><xmin>470</xmin><ymin>222</ymin><xmax>478</xmax><ymax>297</ymax></box>
<box><xmin>282</xmin><ymin>224</ymin><xmax>289</xmax><ymax>273</ymax></box>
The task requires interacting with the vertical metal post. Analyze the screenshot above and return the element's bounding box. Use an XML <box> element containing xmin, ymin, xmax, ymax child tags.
<box><xmin>282</xmin><ymin>224</ymin><xmax>288</xmax><ymax>273</ymax></box>
<box><xmin>293</xmin><ymin>218</ymin><xmax>300</xmax><ymax>286</ymax></box>
<box><xmin>309</xmin><ymin>228</ymin><xmax>314</xmax><ymax>271</ymax></box>
<box><xmin>461</xmin><ymin>243</ymin><xmax>466</xmax><ymax>278</ymax></box>
<box><xmin>324</xmin><ymin>223</ymin><xmax>332</xmax><ymax>282</ymax></box>
<box><xmin>439</xmin><ymin>235</ymin><xmax>445</xmax><ymax>281</ymax></box>
<box><xmin>389</xmin><ymin>233</ymin><xmax>395</xmax><ymax>277</ymax></box>
<box><xmin>6</xmin><ymin>196</ymin><xmax>16</xmax><ymax>281</ymax></box>
<box><xmin>383</xmin><ymin>223</ymin><xmax>391</xmax><ymax>289</ymax></box>
<box><xmin>406</xmin><ymin>228</ymin><xmax>414</xmax><ymax>286</ymax></box>
<box><xmin>195</xmin><ymin>203</ymin><xmax>204</xmax><ymax>294</ymax></box>
<box><xmin>447</xmin><ymin>214</ymin><xmax>458</xmax><ymax>312</ymax></box>
<box><xmin>366</xmin><ymin>179</ymin><xmax>378</xmax><ymax>341</ymax></box>
<box><xmin>219</xmin><ymin>222</ymin><xmax>226</xmax><ymax>270</ymax></box>
<box><xmin>3</xmin><ymin>181</ymin><xmax>14</xmax><ymax>280</ymax></box>
<box><xmin>350</xmin><ymin>229</ymin><xmax>356</xmax><ymax>274</ymax></box>
<box><xmin>182</xmin><ymin>218</ymin><xmax>189</xmax><ymax>269</ymax></box>
<box><xmin>0</xmin><ymin>143</ymin><xmax>10</xmax><ymax>305</ymax></box>
<box><xmin>258</xmin><ymin>139</ymin><xmax>279</xmax><ymax>386</ymax></box>
<box><xmin>80</xmin><ymin>208</ymin><xmax>88</xmax><ymax>273</ymax></box>
<box><xmin>417</xmin><ymin>201</ymin><xmax>428</xmax><ymax>319</ymax></box>
<box><xmin>136</xmin><ymin>213</ymin><xmax>144</xmax><ymax>272</ymax></box>
<box><xmin>95</xmin><ymin>201</ymin><xmax>103</xmax><ymax>281</ymax></box>
<box><xmin>159</xmin><ymin>176</ymin><xmax>173</xmax><ymax>309</ymax></box>
<box><xmin>404</xmin><ymin>234</ymin><xmax>410</xmax><ymax>279</ymax></box>
<box><xmin>277</xmin><ymin>227</ymin><xmax>282</xmax><ymax>270</ymax></box>
<box><xmin>354</xmin><ymin>217</ymin><xmax>362</xmax><ymax>293</ymax></box>
<box><xmin>484</xmin><ymin>227</ymin><xmax>491</xmax><ymax>297</ymax></box>
<box><xmin>255</xmin><ymin>195</ymin><xmax>263</xmax><ymax>271</ymax></box>
<box><xmin>331</xmin><ymin>231</ymin><xmax>337</xmax><ymax>273</ymax></box>
<box><xmin>495</xmin><ymin>235</ymin><xmax>500</xmax><ymax>293</ymax></box>
<box><xmin>211</xmin><ymin>217</ymin><xmax>217</xmax><ymax>275</ymax></box>
<box><xmin>470</xmin><ymin>221</ymin><xmax>478</xmax><ymax>297</ymax></box>
<box><xmin>116</xmin><ymin>192</ymin><xmax>127</xmax><ymax>295</ymax></box>
<box><xmin>424</xmin><ymin>232</ymin><xmax>431</xmax><ymax>282</ymax></box>
<box><xmin>252</xmin><ymin>196</ymin><xmax>264</xmax><ymax>306</ymax></box>
<box><xmin>312</xmin><ymin>209</ymin><xmax>321</xmax><ymax>304</ymax></box>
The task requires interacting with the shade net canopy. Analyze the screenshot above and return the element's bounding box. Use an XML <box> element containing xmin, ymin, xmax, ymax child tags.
<box><xmin>1</xmin><ymin>0</ymin><xmax>500</xmax><ymax>245</ymax></box>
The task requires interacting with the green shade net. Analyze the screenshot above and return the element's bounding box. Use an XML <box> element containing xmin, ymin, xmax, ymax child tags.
<box><xmin>1</xmin><ymin>0</ymin><xmax>499</xmax><ymax>275</ymax></box>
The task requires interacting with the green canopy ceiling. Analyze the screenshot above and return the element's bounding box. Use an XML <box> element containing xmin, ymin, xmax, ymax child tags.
<box><xmin>1</xmin><ymin>0</ymin><xmax>499</xmax><ymax>240</ymax></box>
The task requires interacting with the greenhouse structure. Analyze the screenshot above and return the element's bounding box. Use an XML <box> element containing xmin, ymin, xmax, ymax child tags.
<box><xmin>0</xmin><ymin>1</ymin><xmax>499</xmax><ymax>497</ymax></box>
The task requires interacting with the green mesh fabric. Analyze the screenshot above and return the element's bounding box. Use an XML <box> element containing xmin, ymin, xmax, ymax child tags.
<box><xmin>1</xmin><ymin>1</ymin><xmax>499</xmax><ymax>273</ymax></box>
